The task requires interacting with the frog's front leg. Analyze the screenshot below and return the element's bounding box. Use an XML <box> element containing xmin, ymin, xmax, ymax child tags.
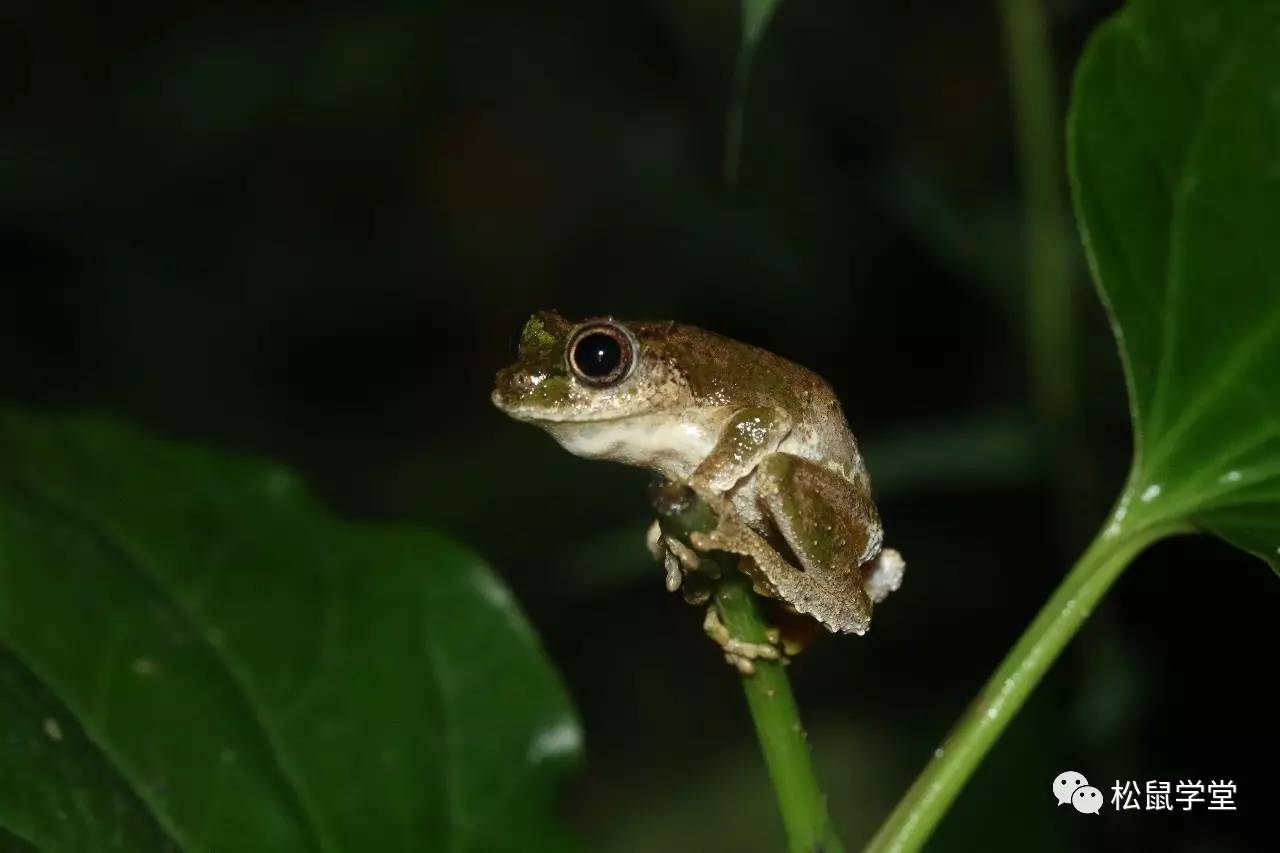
<box><xmin>650</xmin><ymin>406</ymin><xmax>792</xmax><ymax>601</ymax></box>
<box><xmin>671</xmin><ymin>405</ymin><xmax>793</xmax><ymax>606</ymax></box>
<box><xmin>688</xmin><ymin>406</ymin><xmax>792</xmax><ymax>502</ymax></box>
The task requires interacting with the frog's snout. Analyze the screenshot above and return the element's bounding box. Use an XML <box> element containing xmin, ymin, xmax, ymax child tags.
<box><xmin>491</xmin><ymin>365</ymin><xmax>539</xmax><ymax>418</ymax></box>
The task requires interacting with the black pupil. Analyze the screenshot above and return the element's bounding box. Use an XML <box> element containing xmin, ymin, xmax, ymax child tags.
<box><xmin>574</xmin><ymin>332</ymin><xmax>623</xmax><ymax>378</ymax></box>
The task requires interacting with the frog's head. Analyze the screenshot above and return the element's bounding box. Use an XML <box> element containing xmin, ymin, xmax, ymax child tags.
<box><xmin>492</xmin><ymin>310</ymin><xmax>692</xmax><ymax>428</ymax></box>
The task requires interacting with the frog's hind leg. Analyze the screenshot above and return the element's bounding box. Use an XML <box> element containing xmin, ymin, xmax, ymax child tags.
<box><xmin>689</xmin><ymin>491</ymin><xmax>873</xmax><ymax>635</ymax></box>
<box><xmin>753</xmin><ymin>452</ymin><xmax>885</xmax><ymax>635</ymax></box>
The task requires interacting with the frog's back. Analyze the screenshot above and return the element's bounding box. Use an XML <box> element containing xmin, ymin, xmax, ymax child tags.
<box><xmin>636</xmin><ymin>321</ymin><xmax>865</xmax><ymax>483</ymax></box>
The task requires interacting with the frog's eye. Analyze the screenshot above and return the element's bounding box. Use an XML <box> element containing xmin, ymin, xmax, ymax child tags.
<box><xmin>567</xmin><ymin>323</ymin><xmax>635</xmax><ymax>387</ymax></box>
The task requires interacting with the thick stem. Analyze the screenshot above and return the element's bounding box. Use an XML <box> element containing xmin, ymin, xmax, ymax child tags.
<box><xmin>653</xmin><ymin>484</ymin><xmax>843</xmax><ymax>853</ymax></box>
<box><xmin>864</xmin><ymin>522</ymin><xmax>1179</xmax><ymax>852</ymax></box>
<box><xmin>717</xmin><ymin>578</ymin><xmax>845</xmax><ymax>853</ymax></box>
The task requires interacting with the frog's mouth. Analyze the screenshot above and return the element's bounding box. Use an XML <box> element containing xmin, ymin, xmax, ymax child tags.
<box><xmin>490</xmin><ymin>389</ymin><xmax>628</xmax><ymax>424</ymax></box>
<box><xmin>491</xmin><ymin>385</ymin><xmax>653</xmax><ymax>426</ymax></box>
<box><xmin>492</xmin><ymin>364</ymin><xmax>566</xmax><ymax>416</ymax></box>
<box><xmin>492</xmin><ymin>362</ymin><xmax>633</xmax><ymax>424</ymax></box>
<box><xmin>490</xmin><ymin>388</ymin><xmax>547</xmax><ymax>421</ymax></box>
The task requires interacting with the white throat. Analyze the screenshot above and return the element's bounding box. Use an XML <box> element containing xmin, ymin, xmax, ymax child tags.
<box><xmin>546</xmin><ymin>412</ymin><xmax>720</xmax><ymax>481</ymax></box>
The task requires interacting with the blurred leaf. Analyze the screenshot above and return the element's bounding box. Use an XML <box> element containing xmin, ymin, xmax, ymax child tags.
<box><xmin>1070</xmin><ymin>0</ymin><xmax>1280</xmax><ymax>572</ymax></box>
<box><xmin>0</xmin><ymin>410</ymin><xmax>580</xmax><ymax>852</ymax></box>
<box><xmin>0</xmin><ymin>649</ymin><xmax>176</xmax><ymax>851</ymax></box>
<box><xmin>741</xmin><ymin>0</ymin><xmax>782</xmax><ymax>51</ymax></box>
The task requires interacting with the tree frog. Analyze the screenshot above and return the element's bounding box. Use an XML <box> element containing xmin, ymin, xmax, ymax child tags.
<box><xmin>492</xmin><ymin>311</ymin><xmax>904</xmax><ymax>663</ymax></box>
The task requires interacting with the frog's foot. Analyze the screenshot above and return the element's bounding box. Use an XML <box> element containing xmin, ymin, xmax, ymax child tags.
<box><xmin>688</xmin><ymin>519</ymin><xmax>783</xmax><ymax>600</ymax></box>
<box><xmin>694</xmin><ymin>516</ymin><xmax>871</xmax><ymax>635</ymax></box>
<box><xmin>862</xmin><ymin>547</ymin><xmax>905</xmax><ymax>603</ymax></box>
<box><xmin>702</xmin><ymin>606</ymin><xmax>782</xmax><ymax>675</ymax></box>
<box><xmin>646</xmin><ymin>519</ymin><xmax>719</xmax><ymax>604</ymax></box>
<box><xmin>645</xmin><ymin>519</ymin><xmax>665</xmax><ymax>561</ymax></box>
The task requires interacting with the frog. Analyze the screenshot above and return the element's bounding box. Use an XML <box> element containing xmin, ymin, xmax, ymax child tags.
<box><xmin>491</xmin><ymin>310</ymin><xmax>905</xmax><ymax>667</ymax></box>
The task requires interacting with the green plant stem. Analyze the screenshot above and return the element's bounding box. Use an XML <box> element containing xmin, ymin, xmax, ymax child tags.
<box><xmin>999</xmin><ymin>0</ymin><xmax>1074</xmax><ymax>427</ymax></box>
<box><xmin>713</xmin><ymin>5</ymin><xmax>842</xmax><ymax>846</ymax></box>
<box><xmin>653</xmin><ymin>485</ymin><xmax>843</xmax><ymax>853</ymax></box>
<box><xmin>716</xmin><ymin>577</ymin><xmax>845</xmax><ymax>853</ymax></box>
<box><xmin>865</xmin><ymin>521</ymin><xmax>1181</xmax><ymax>852</ymax></box>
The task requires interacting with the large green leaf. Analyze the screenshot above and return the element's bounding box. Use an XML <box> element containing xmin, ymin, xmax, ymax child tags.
<box><xmin>1070</xmin><ymin>0</ymin><xmax>1280</xmax><ymax>571</ymax></box>
<box><xmin>0</xmin><ymin>410</ymin><xmax>580</xmax><ymax>852</ymax></box>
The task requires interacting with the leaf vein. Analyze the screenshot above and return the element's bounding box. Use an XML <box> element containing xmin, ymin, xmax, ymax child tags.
<box><xmin>1147</xmin><ymin>25</ymin><xmax>1250</xmax><ymax>442</ymax></box>
<box><xmin>0</xmin><ymin>640</ymin><xmax>186</xmax><ymax>853</ymax></box>
<box><xmin>14</xmin><ymin>469</ymin><xmax>332</xmax><ymax>853</ymax></box>
<box><xmin>423</xmin><ymin>640</ymin><xmax>464</xmax><ymax>853</ymax></box>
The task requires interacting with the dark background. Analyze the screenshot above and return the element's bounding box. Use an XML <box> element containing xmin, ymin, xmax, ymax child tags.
<box><xmin>3</xmin><ymin>1</ymin><xmax>1275</xmax><ymax>850</ymax></box>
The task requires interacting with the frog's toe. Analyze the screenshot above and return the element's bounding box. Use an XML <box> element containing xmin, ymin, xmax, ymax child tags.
<box><xmin>862</xmin><ymin>547</ymin><xmax>905</xmax><ymax>604</ymax></box>
<box><xmin>646</xmin><ymin>519</ymin><xmax>665</xmax><ymax>561</ymax></box>
<box><xmin>663</xmin><ymin>550</ymin><xmax>683</xmax><ymax>592</ymax></box>
<box><xmin>703</xmin><ymin>607</ymin><xmax>782</xmax><ymax>674</ymax></box>
<box><xmin>665</xmin><ymin>535</ymin><xmax>706</xmax><ymax>574</ymax></box>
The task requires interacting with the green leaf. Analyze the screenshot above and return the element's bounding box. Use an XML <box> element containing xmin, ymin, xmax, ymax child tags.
<box><xmin>1069</xmin><ymin>0</ymin><xmax>1280</xmax><ymax>572</ymax></box>
<box><xmin>0</xmin><ymin>410</ymin><xmax>580</xmax><ymax>852</ymax></box>
<box><xmin>741</xmin><ymin>0</ymin><xmax>782</xmax><ymax>52</ymax></box>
